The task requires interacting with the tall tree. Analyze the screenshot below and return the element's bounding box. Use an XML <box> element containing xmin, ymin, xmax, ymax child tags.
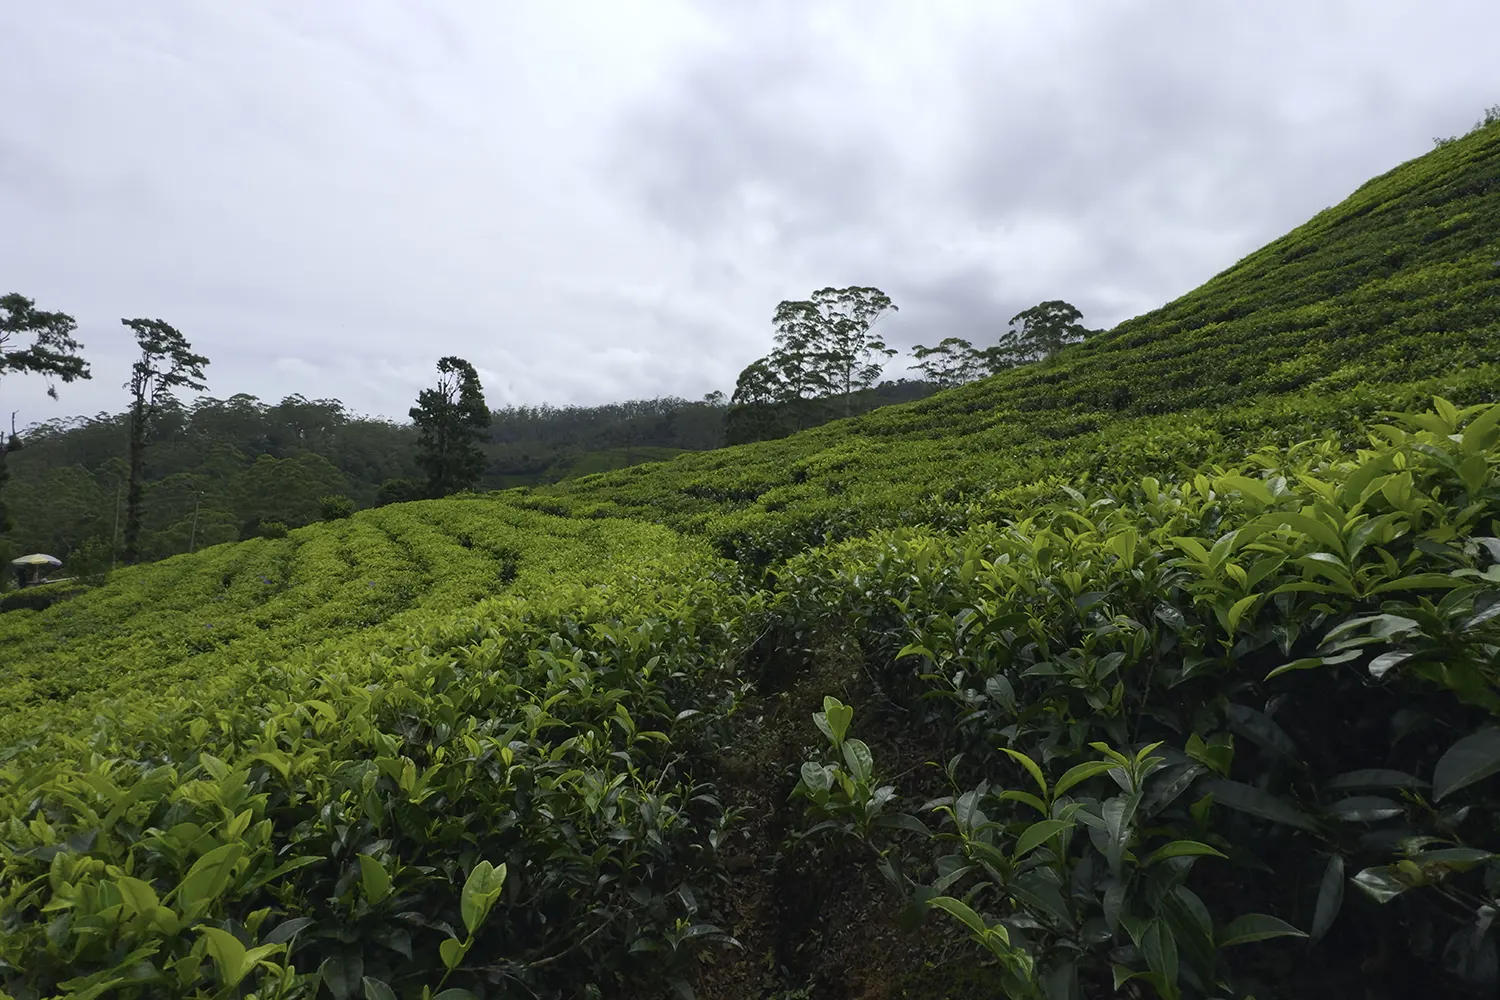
<box><xmin>122</xmin><ymin>318</ymin><xmax>209</xmax><ymax>563</ymax></box>
<box><xmin>985</xmin><ymin>300</ymin><xmax>1091</xmax><ymax>372</ymax></box>
<box><xmin>911</xmin><ymin>336</ymin><xmax>986</xmax><ymax>389</ymax></box>
<box><xmin>411</xmin><ymin>356</ymin><xmax>490</xmax><ymax>497</ymax></box>
<box><xmin>0</xmin><ymin>293</ymin><xmax>90</xmax><ymax>532</ymax></box>
<box><xmin>774</xmin><ymin>286</ymin><xmax>898</xmax><ymax>413</ymax></box>
<box><xmin>731</xmin><ymin>286</ymin><xmax>899</xmax><ymax>415</ymax></box>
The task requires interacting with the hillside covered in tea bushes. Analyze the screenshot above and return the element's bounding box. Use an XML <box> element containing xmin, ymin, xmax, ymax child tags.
<box><xmin>2</xmin><ymin>123</ymin><xmax>1500</xmax><ymax>999</ymax></box>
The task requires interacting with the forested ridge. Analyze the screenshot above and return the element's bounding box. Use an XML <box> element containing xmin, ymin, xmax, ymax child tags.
<box><xmin>1</xmin><ymin>115</ymin><xmax>1500</xmax><ymax>1000</ymax></box>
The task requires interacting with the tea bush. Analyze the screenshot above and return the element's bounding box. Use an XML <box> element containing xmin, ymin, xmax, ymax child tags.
<box><xmin>4</xmin><ymin>99</ymin><xmax>1500</xmax><ymax>1000</ymax></box>
<box><xmin>0</xmin><ymin>507</ymin><xmax>758</xmax><ymax>999</ymax></box>
<box><xmin>780</xmin><ymin>399</ymin><xmax>1500</xmax><ymax>996</ymax></box>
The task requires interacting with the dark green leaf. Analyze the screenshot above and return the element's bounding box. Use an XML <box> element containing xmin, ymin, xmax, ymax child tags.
<box><xmin>263</xmin><ymin>916</ymin><xmax>314</xmax><ymax>945</ymax></box>
<box><xmin>319</xmin><ymin>954</ymin><xmax>363</xmax><ymax>1000</ymax></box>
<box><xmin>1433</xmin><ymin>728</ymin><xmax>1500</xmax><ymax>801</ymax></box>
<box><xmin>1218</xmin><ymin>913</ymin><xmax>1308</xmax><ymax>947</ymax></box>
<box><xmin>1225</xmin><ymin>703</ymin><xmax>1298</xmax><ymax>759</ymax></box>
<box><xmin>872</xmin><ymin>812</ymin><xmax>931</xmax><ymax>837</ymax></box>
<box><xmin>1326</xmin><ymin>796</ymin><xmax>1405</xmax><ymax>822</ymax></box>
<box><xmin>363</xmin><ymin>978</ymin><xmax>398</xmax><ymax>1000</ymax></box>
<box><xmin>1205</xmin><ymin>779</ymin><xmax>1317</xmax><ymax>831</ymax></box>
<box><xmin>1144</xmin><ymin>840</ymin><xmax>1227</xmax><ymax>866</ymax></box>
<box><xmin>1325</xmin><ymin>769</ymin><xmax>1428</xmax><ymax>791</ymax></box>
<box><xmin>1413</xmin><ymin>847</ymin><xmax>1496</xmax><ymax>870</ymax></box>
<box><xmin>1141</xmin><ymin>918</ymin><xmax>1179</xmax><ymax>991</ymax></box>
<box><xmin>1310</xmin><ymin>855</ymin><xmax>1344</xmax><ymax>944</ymax></box>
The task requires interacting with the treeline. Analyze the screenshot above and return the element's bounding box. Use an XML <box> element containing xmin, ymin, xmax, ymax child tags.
<box><xmin>0</xmin><ymin>390</ymin><xmax>743</xmax><ymax>570</ymax></box>
<box><xmin>1</xmin><ymin>283</ymin><xmax>1096</xmax><ymax>574</ymax></box>
<box><xmin>725</xmin><ymin>287</ymin><xmax>1099</xmax><ymax>444</ymax></box>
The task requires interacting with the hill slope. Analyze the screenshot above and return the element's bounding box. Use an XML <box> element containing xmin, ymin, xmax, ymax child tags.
<box><xmin>3</xmin><ymin>124</ymin><xmax>1500</xmax><ymax>1000</ymax></box>
<box><xmin>524</xmin><ymin>122</ymin><xmax>1500</xmax><ymax>564</ymax></box>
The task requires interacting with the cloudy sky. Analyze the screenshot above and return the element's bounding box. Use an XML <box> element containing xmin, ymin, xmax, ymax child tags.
<box><xmin>1</xmin><ymin>1</ymin><xmax>1496</xmax><ymax>424</ymax></box>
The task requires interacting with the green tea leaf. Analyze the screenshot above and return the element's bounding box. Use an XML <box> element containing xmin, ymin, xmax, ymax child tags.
<box><xmin>1218</xmin><ymin>913</ymin><xmax>1308</xmax><ymax>947</ymax></box>
<box><xmin>1143</xmin><ymin>840</ymin><xmax>1227</xmax><ymax>866</ymax></box>
<box><xmin>358</xmin><ymin>854</ymin><xmax>391</xmax><ymax>905</ymax></box>
<box><xmin>1204</xmin><ymin>779</ymin><xmax>1317</xmax><ymax>831</ymax></box>
<box><xmin>1310</xmin><ymin>854</ymin><xmax>1344</xmax><ymax>944</ymax></box>
<box><xmin>822</xmin><ymin>697</ymin><xmax>853</xmax><ymax>746</ymax></box>
<box><xmin>198</xmin><ymin>926</ymin><xmax>249</xmax><ymax>987</ymax></box>
<box><xmin>363</xmin><ymin>978</ymin><xmax>398</xmax><ymax>1000</ymax></box>
<box><xmin>929</xmin><ymin>895</ymin><xmax>989</xmax><ymax>937</ymax></box>
<box><xmin>1001</xmin><ymin>747</ymin><xmax>1048</xmax><ymax>797</ymax></box>
<box><xmin>1013</xmin><ymin>819</ymin><xmax>1071</xmax><ymax>860</ymax></box>
<box><xmin>842</xmin><ymin>739</ymin><xmax>874</xmax><ymax>783</ymax></box>
<box><xmin>1433</xmin><ymin>728</ymin><xmax>1500</xmax><ymax>801</ymax></box>
<box><xmin>460</xmin><ymin>860</ymin><xmax>507</xmax><ymax>935</ymax></box>
<box><xmin>1461</xmin><ymin>403</ymin><xmax>1500</xmax><ymax>453</ymax></box>
<box><xmin>440</xmin><ymin>937</ymin><xmax>468</xmax><ymax>972</ymax></box>
<box><xmin>114</xmin><ymin>876</ymin><xmax>159</xmax><ymax>916</ymax></box>
<box><xmin>174</xmin><ymin>842</ymin><xmax>245</xmax><ymax>912</ymax></box>
<box><xmin>1052</xmin><ymin>759</ymin><xmax>1116</xmax><ymax>798</ymax></box>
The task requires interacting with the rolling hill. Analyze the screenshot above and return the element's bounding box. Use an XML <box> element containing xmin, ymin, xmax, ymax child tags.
<box><xmin>2</xmin><ymin>122</ymin><xmax>1499</xmax><ymax>1000</ymax></box>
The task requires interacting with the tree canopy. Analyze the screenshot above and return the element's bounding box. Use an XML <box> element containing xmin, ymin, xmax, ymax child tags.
<box><xmin>411</xmin><ymin>356</ymin><xmax>491</xmax><ymax>497</ymax></box>
<box><xmin>122</xmin><ymin>318</ymin><xmax>211</xmax><ymax>563</ymax></box>
<box><xmin>0</xmin><ymin>293</ymin><xmax>91</xmax><ymax>533</ymax></box>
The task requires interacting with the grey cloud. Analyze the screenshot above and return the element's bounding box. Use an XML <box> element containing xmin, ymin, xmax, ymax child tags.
<box><xmin>2</xmin><ymin>0</ymin><xmax>1498</xmax><ymax>430</ymax></box>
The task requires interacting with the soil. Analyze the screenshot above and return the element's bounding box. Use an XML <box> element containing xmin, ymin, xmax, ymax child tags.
<box><xmin>688</xmin><ymin>634</ymin><xmax>1005</xmax><ymax>1000</ymax></box>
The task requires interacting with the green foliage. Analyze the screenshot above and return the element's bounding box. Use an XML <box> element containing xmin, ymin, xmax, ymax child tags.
<box><xmin>531</xmin><ymin>121</ymin><xmax>1500</xmax><ymax>560</ymax></box>
<box><xmin>411</xmin><ymin>357</ymin><xmax>490</xmax><ymax>498</ymax></box>
<box><xmin>0</xmin><ymin>292</ymin><xmax>92</xmax><ymax>532</ymax></box>
<box><xmin>913</xmin><ymin>301</ymin><xmax>1099</xmax><ymax>388</ymax></box>
<box><xmin>776</xmin><ymin>399</ymin><xmax>1500</xmax><ymax>995</ymax></box>
<box><xmin>730</xmin><ymin>286</ymin><xmax>900</xmax><ymax>439</ymax></box>
<box><xmin>319</xmin><ymin>494</ymin><xmax>357</xmax><ymax>521</ymax></box>
<box><xmin>911</xmin><ymin>336</ymin><xmax>988</xmax><ymax>388</ymax></box>
<box><xmin>986</xmin><ymin>299</ymin><xmax>1094</xmax><ymax>371</ymax></box>
<box><xmin>4</xmin><ymin>112</ymin><xmax>1500</xmax><ymax>999</ymax></box>
<box><xmin>0</xmin><ymin>292</ymin><xmax>91</xmax><ymax>396</ymax></box>
<box><xmin>122</xmin><ymin>318</ymin><xmax>211</xmax><ymax>564</ymax></box>
<box><xmin>0</xmin><ymin>502</ymin><xmax>752</xmax><ymax>998</ymax></box>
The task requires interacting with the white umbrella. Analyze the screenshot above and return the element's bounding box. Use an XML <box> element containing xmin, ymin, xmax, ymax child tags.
<box><xmin>10</xmin><ymin>553</ymin><xmax>62</xmax><ymax>567</ymax></box>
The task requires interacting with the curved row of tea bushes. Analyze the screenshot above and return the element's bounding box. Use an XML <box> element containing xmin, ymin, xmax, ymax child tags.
<box><xmin>0</xmin><ymin>520</ymin><xmax>757</xmax><ymax>1000</ymax></box>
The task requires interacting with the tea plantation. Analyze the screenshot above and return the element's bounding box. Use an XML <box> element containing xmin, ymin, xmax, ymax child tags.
<box><xmin>2</xmin><ymin>124</ymin><xmax>1499</xmax><ymax>998</ymax></box>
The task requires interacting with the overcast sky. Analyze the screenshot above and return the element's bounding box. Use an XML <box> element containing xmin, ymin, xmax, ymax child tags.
<box><xmin>2</xmin><ymin>1</ymin><xmax>1496</xmax><ymax>425</ymax></box>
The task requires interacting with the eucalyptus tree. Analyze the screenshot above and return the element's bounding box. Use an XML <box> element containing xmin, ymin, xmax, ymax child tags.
<box><xmin>122</xmin><ymin>318</ymin><xmax>209</xmax><ymax>563</ymax></box>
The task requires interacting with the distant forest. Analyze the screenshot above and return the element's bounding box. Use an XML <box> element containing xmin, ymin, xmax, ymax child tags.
<box><xmin>2</xmin><ymin>283</ymin><xmax>1094</xmax><ymax>574</ymax></box>
<box><xmin>0</xmin><ymin>381</ymin><xmax>938</xmax><ymax>568</ymax></box>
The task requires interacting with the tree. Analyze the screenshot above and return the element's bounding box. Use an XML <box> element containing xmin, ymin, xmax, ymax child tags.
<box><xmin>0</xmin><ymin>294</ymin><xmax>91</xmax><ymax>531</ymax></box>
<box><xmin>984</xmin><ymin>300</ymin><xmax>1091</xmax><ymax>373</ymax></box>
<box><xmin>911</xmin><ymin>337</ymin><xmax>987</xmax><ymax>389</ymax></box>
<box><xmin>122</xmin><ymin>318</ymin><xmax>209</xmax><ymax>563</ymax></box>
<box><xmin>411</xmin><ymin>356</ymin><xmax>490</xmax><ymax>497</ymax></box>
<box><xmin>731</xmin><ymin>286</ymin><xmax>899</xmax><ymax>418</ymax></box>
<box><xmin>773</xmin><ymin>286</ymin><xmax>899</xmax><ymax>413</ymax></box>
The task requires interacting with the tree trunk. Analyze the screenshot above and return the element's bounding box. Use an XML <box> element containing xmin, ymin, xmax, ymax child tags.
<box><xmin>0</xmin><ymin>443</ymin><xmax>10</xmax><ymax>534</ymax></box>
<box><xmin>122</xmin><ymin>400</ymin><xmax>147</xmax><ymax>563</ymax></box>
